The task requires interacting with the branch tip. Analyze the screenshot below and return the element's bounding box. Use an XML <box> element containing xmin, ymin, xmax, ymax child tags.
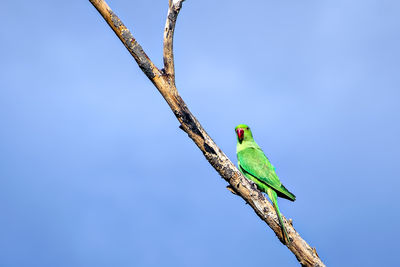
<box><xmin>172</xmin><ymin>0</ymin><xmax>185</xmax><ymax>8</ymax></box>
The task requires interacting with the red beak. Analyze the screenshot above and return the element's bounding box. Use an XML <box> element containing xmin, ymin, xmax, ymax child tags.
<box><xmin>236</xmin><ymin>128</ymin><xmax>244</xmax><ymax>142</ymax></box>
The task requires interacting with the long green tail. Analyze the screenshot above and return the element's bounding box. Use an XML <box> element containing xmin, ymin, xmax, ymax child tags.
<box><xmin>267</xmin><ymin>187</ymin><xmax>290</xmax><ymax>244</ymax></box>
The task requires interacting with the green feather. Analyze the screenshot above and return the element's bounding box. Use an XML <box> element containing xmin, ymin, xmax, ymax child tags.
<box><xmin>235</xmin><ymin>124</ymin><xmax>295</xmax><ymax>243</ymax></box>
<box><xmin>238</xmin><ymin>147</ymin><xmax>296</xmax><ymax>201</ymax></box>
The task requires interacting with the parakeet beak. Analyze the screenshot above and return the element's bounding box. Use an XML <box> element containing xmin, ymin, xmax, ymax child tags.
<box><xmin>236</xmin><ymin>128</ymin><xmax>244</xmax><ymax>142</ymax></box>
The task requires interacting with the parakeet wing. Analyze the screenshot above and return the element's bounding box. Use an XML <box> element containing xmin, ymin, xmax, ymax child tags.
<box><xmin>238</xmin><ymin>147</ymin><xmax>296</xmax><ymax>201</ymax></box>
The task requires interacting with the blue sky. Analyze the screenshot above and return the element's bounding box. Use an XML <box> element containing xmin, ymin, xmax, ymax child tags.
<box><xmin>1</xmin><ymin>0</ymin><xmax>399</xmax><ymax>266</ymax></box>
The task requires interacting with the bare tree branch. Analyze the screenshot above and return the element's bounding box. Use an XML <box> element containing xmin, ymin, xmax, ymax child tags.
<box><xmin>89</xmin><ymin>0</ymin><xmax>325</xmax><ymax>266</ymax></box>
<box><xmin>163</xmin><ymin>0</ymin><xmax>185</xmax><ymax>84</ymax></box>
<box><xmin>89</xmin><ymin>0</ymin><xmax>163</xmax><ymax>86</ymax></box>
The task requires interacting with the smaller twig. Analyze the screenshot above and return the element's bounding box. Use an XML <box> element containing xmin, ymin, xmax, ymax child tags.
<box><xmin>313</xmin><ymin>248</ymin><xmax>319</xmax><ymax>258</ymax></box>
<box><xmin>226</xmin><ymin>185</ymin><xmax>238</xmax><ymax>195</ymax></box>
<box><xmin>163</xmin><ymin>0</ymin><xmax>185</xmax><ymax>84</ymax></box>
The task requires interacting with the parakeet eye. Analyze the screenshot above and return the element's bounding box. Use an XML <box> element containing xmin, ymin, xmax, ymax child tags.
<box><xmin>246</xmin><ymin>127</ymin><xmax>249</xmax><ymax>130</ymax></box>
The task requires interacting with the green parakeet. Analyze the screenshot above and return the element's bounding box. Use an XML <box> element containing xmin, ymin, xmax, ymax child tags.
<box><xmin>235</xmin><ymin>124</ymin><xmax>295</xmax><ymax>244</ymax></box>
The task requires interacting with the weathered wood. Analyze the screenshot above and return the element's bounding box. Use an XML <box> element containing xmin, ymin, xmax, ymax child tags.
<box><xmin>89</xmin><ymin>1</ymin><xmax>325</xmax><ymax>266</ymax></box>
<box><xmin>162</xmin><ymin>0</ymin><xmax>184</xmax><ymax>85</ymax></box>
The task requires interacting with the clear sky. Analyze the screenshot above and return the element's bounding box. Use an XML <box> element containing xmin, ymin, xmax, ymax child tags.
<box><xmin>1</xmin><ymin>0</ymin><xmax>399</xmax><ymax>266</ymax></box>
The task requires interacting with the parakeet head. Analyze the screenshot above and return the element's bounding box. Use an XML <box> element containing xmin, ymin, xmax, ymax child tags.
<box><xmin>235</xmin><ymin>124</ymin><xmax>253</xmax><ymax>143</ymax></box>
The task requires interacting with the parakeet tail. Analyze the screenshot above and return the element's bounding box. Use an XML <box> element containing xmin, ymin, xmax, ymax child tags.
<box><xmin>267</xmin><ymin>187</ymin><xmax>290</xmax><ymax>244</ymax></box>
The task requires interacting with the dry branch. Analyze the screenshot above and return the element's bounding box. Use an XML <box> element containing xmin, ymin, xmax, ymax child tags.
<box><xmin>163</xmin><ymin>0</ymin><xmax>184</xmax><ymax>84</ymax></box>
<box><xmin>89</xmin><ymin>0</ymin><xmax>325</xmax><ymax>266</ymax></box>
